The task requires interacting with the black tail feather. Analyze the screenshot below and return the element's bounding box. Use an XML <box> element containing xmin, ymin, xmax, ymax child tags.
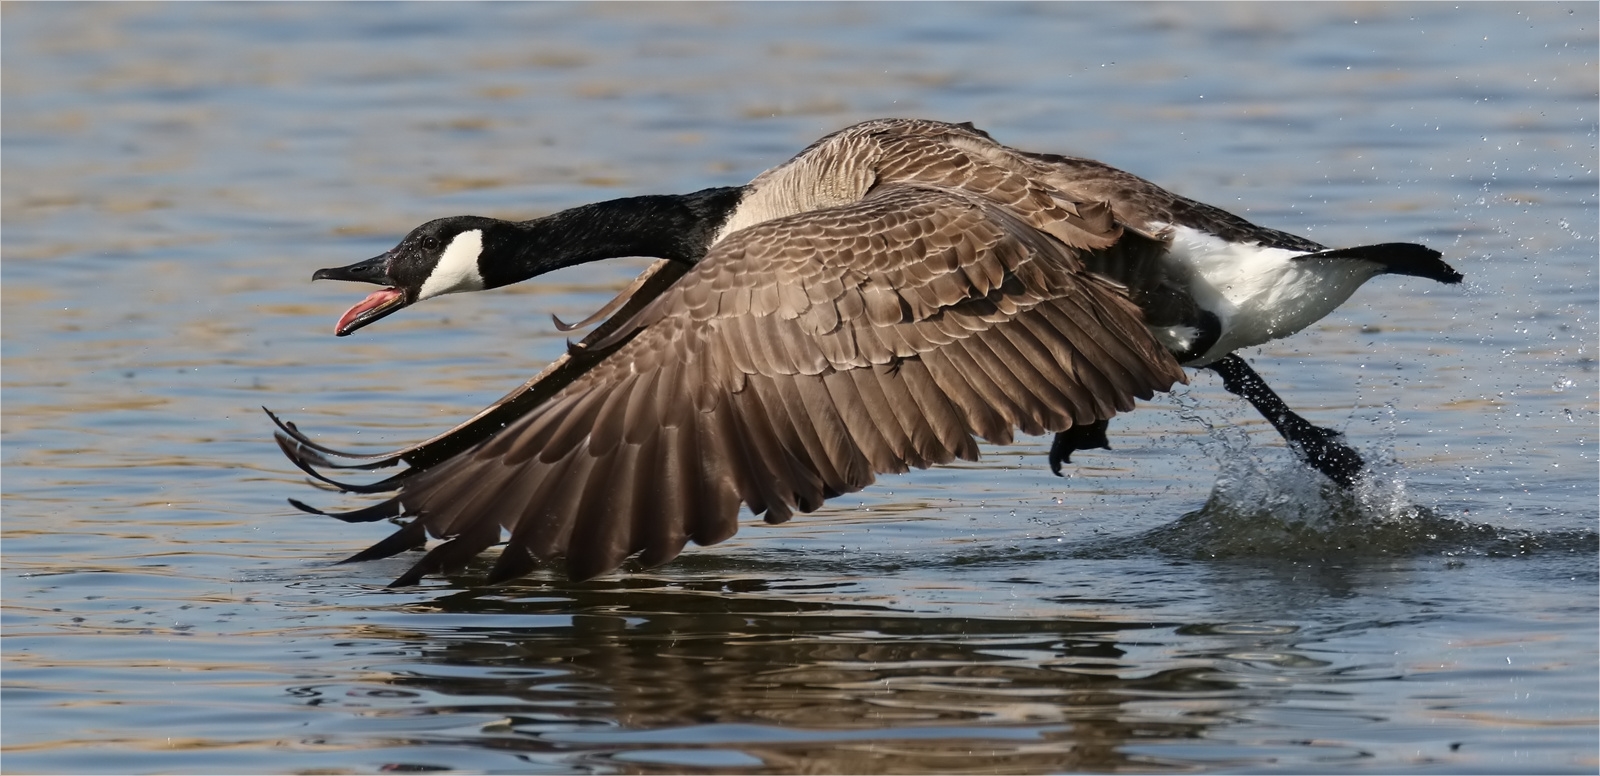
<box><xmin>1297</xmin><ymin>243</ymin><xmax>1462</xmax><ymax>285</ymax></box>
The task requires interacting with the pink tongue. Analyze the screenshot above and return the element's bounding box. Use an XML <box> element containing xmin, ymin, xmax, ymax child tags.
<box><xmin>335</xmin><ymin>287</ymin><xmax>403</xmax><ymax>334</ymax></box>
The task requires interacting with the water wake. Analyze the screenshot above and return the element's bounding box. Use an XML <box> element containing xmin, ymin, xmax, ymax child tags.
<box><xmin>1140</xmin><ymin>450</ymin><xmax>1597</xmax><ymax>561</ymax></box>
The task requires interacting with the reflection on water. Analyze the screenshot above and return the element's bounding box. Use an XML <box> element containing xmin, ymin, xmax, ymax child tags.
<box><xmin>316</xmin><ymin>584</ymin><xmax>1320</xmax><ymax>773</ymax></box>
<box><xmin>376</xmin><ymin>626</ymin><xmax>1162</xmax><ymax>767</ymax></box>
<box><xmin>283</xmin><ymin>549</ymin><xmax>1591</xmax><ymax>774</ymax></box>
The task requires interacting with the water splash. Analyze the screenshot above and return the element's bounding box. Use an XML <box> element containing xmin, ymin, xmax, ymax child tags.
<box><xmin>1140</xmin><ymin>450</ymin><xmax>1596</xmax><ymax>561</ymax></box>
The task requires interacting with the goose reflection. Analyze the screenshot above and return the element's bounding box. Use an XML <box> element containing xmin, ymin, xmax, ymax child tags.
<box><xmin>296</xmin><ymin>577</ymin><xmax>1306</xmax><ymax>773</ymax></box>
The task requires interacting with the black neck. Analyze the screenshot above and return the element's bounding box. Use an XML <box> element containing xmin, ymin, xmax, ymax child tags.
<box><xmin>477</xmin><ymin>186</ymin><xmax>745</xmax><ymax>290</ymax></box>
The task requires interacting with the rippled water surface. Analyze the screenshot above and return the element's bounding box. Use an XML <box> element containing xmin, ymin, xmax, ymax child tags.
<box><xmin>4</xmin><ymin>3</ymin><xmax>1596</xmax><ymax>773</ymax></box>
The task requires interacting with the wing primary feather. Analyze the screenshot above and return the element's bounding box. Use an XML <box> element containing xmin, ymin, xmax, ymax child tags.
<box><xmin>263</xmin><ymin>408</ymin><xmax>400</xmax><ymax>469</ymax></box>
<box><xmin>937</xmin><ymin>336</ymin><xmax>1032</xmax><ymax>438</ymax></box>
<box><xmin>499</xmin><ymin>452</ymin><xmax>587</xmax><ymax>565</ymax></box>
<box><xmin>821</xmin><ymin>370</ymin><xmax>902</xmax><ymax>474</ymax></box>
<box><xmin>277</xmin><ymin>433</ymin><xmax>415</xmax><ymax>493</ymax></box>
<box><xmin>893</xmin><ymin>357</ymin><xmax>981</xmax><ymax>461</ymax></box>
<box><xmin>993</xmin><ymin>313</ymin><xmax>1094</xmax><ymax>425</ymax></box>
<box><xmin>291</xmin><ymin>496</ymin><xmax>404</xmax><ymax>524</ymax></box>
<box><xmin>764</xmin><ymin>374</ymin><xmax>845</xmax><ymax>506</ymax></box>
<box><xmin>716</xmin><ymin>396</ymin><xmax>796</xmax><ymax>524</ymax></box>
<box><xmin>490</xmin><ymin>395</ymin><xmax>573</xmax><ymax>464</ymax></box>
<box><xmin>919</xmin><ymin>347</ymin><xmax>1013</xmax><ymax>444</ymax></box>
<box><xmin>967</xmin><ymin>327</ymin><xmax>1063</xmax><ymax>434</ymax></box>
<box><xmin>341</xmin><ymin>520</ymin><xmax>428</xmax><ymax>564</ymax></box>
<box><xmin>273</xmin><ymin>260</ymin><xmax>692</xmax><ymax>475</ymax></box>
<box><xmin>538</xmin><ymin>389</ymin><xmax>611</xmax><ymax>463</ymax></box>
<box><xmin>797</xmin><ymin>372</ymin><xmax>877</xmax><ymax>490</ymax></box>
<box><xmin>636</xmin><ymin>426</ymin><xmax>690</xmax><ymax>568</ymax></box>
<box><xmin>623</xmin><ymin>368</ymin><xmax>664</xmax><ymax>444</ymax></box>
<box><xmin>487</xmin><ymin>544</ymin><xmax>541</xmax><ymax>585</ymax></box>
<box><xmin>685</xmin><ymin>419</ymin><xmax>742</xmax><ymax>548</ymax></box>
<box><xmin>482</xmin><ymin>452</ymin><xmax>587</xmax><ymax>582</ymax></box>
<box><xmin>587</xmin><ymin>374</ymin><xmax>639</xmax><ymax>456</ymax></box>
<box><xmin>869</xmin><ymin>362</ymin><xmax>952</xmax><ymax>463</ymax></box>
<box><xmin>419</xmin><ymin>458</ymin><xmax>524</xmax><ymax>539</ymax></box>
<box><xmin>565</xmin><ymin>442</ymin><xmax>641</xmax><ymax>581</ymax></box>
<box><xmin>840</xmin><ymin>368</ymin><xmax>917</xmax><ymax>469</ymax></box>
<box><xmin>388</xmin><ymin>517</ymin><xmax>502</xmax><ymax>587</ymax></box>
<box><xmin>741</xmin><ymin>374</ymin><xmax>826</xmax><ymax>513</ymax></box>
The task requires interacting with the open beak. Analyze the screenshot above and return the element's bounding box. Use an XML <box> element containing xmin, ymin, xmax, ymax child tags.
<box><xmin>313</xmin><ymin>255</ymin><xmax>410</xmax><ymax>337</ymax></box>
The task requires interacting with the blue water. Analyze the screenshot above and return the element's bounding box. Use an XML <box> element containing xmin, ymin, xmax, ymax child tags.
<box><xmin>4</xmin><ymin>3</ymin><xmax>1595</xmax><ymax>773</ymax></box>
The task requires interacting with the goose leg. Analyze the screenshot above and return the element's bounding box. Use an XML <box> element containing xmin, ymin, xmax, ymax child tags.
<box><xmin>1048</xmin><ymin>419</ymin><xmax>1110</xmax><ymax>476</ymax></box>
<box><xmin>1202</xmin><ymin>354</ymin><xmax>1364</xmax><ymax>487</ymax></box>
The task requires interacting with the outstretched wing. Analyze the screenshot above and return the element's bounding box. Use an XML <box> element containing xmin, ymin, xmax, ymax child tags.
<box><xmin>311</xmin><ymin>184</ymin><xmax>1186</xmax><ymax>584</ymax></box>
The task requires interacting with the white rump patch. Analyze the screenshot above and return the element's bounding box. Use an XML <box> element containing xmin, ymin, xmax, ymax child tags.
<box><xmin>1157</xmin><ymin>223</ymin><xmax>1383</xmax><ymax>363</ymax></box>
<box><xmin>417</xmin><ymin>229</ymin><xmax>486</xmax><ymax>300</ymax></box>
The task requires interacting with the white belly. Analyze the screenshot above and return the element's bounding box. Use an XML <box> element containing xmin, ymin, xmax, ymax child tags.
<box><xmin>1157</xmin><ymin>224</ymin><xmax>1384</xmax><ymax>365</ymax></box>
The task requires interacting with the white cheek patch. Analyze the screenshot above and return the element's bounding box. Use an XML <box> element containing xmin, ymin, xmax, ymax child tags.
<box><xmin>417</xmin><ymin>229</ymin><xmax>486</xmax><ymax>300</ymax></box>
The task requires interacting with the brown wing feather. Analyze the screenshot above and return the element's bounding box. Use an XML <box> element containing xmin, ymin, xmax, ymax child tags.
<box><xmin>269</xmin><ymin>259</ymin><xmax>692</xmax><ymax>474</ymax></box>
<box><xmin>342</xmin><ymin>184</ymin><xmax>1184</xmax><ymax>584</ymax></box>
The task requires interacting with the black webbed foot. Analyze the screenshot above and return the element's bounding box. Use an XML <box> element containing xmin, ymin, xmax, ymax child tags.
<box><xmin>1262</xmin><ymin>410</ymin><xmax>1365</xmax><ymax>488</ymax></box>
<box><xmin>1203</xmin><ymin>354</ymin><xmax>1366</xmax><ymax>488</ymax></box>
<box><xmin>1049</xmin><ymin>420</ymin><xmax>1111</xmax><ymax>476</ymax></box>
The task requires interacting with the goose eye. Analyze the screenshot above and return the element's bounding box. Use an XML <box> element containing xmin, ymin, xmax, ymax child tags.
<box><xmin>421</xmin><ymin>236</ymin><xmax>440</xmax><ymax>251</ymax></box>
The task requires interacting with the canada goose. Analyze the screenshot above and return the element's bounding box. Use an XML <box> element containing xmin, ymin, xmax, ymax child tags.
<box><xmin>275</xmin><ymin>118</ymin><xmax>1461</xmax><ymax>585</ymax></box>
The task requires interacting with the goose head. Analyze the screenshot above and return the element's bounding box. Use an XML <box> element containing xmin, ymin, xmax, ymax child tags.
<box><xmin>315</xmin><ymin>215</ymin><xmax>501</xmax><ymax>336</ymax></box>
<box><xmin>313</xmin><ymin>187</ymin><xmax>746</xmax><ymax>336</ymax></box>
